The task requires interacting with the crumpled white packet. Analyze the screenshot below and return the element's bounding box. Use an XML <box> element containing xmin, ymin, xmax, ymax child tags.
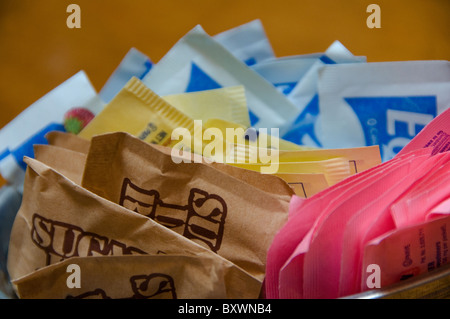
<box><xmin>250</xmin><ymin>53</ymin><xmax>322</xmax><ymax>96</ymax></box>
<box><xmin>317</xmin><ymin>60</ymin><xmax>450</xmax><ymax>161</ymax></box>
<box><xmin>213</xmin><ymin>19</ymin><xmax>275</xmax><ymax>66</ymax></box>
<box><xmin>0</xmin><ymin>71</ymin><xmax>104</xmax><ymax>190</ymax></box>
<box><xmin>99</xmin><ymin>47</ymin><xmax>153</xmax><ymax>103</ymax></box>
<box><xmin>142</xmin><ymin>25</ymin><xmax>299</xmax><ymax>132</ymax></box>
<box><xmin>280</xmin><ymin>41</ymin><xmax>366</xmax><ymax>148</ymax></box>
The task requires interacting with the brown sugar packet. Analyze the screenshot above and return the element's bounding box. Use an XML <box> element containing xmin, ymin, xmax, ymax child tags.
<box><xmin>13</xmin><ymin>254</ymin><xmax>260</xmax><ymax>299</ymax></box>
<box><xmin>45</xmin><ymin>131</ymin><xmax>90</xmax><ymax>154</ymax></box>
<box><xmin>7</xmin><ymin>157</ymin><xmax>261</xmax><ymax>297</ymax></box>
<box><xmin>46</xmin><ymin>131</ymin><xmax>294</xmax><ymax>199</ymax></box>
<box><xmin>81</xmin><ymin>132</ymin><xmax>292</xmax><ymax>281</ymax></box>
<box><xmin>33</xmin><ymin>144</ymin><xmax>86</xmax><ymax>185</ymax></box>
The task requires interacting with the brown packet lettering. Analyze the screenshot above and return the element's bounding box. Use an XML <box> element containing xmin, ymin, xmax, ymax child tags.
<box><xmin>81</xmin><ymin>132</ymin><xmax>292</xmax><ymax>281</ymax></box>
<box><xmin>7</xmin><ymin>157</ymin><xmax>261</xmax><ymax>298</ymax></box>
<box><xmin>45</xmin><ymin>131</ymin><xmax>90</xmax><ymax>154</ymax></box>
<box><xmin>33</xmin><ymin>144</ymin><xmax>86</xmax><ymax>185</ymax></box>
<box><xmin>13</xmin><ymin>254</ymin><xmax>259</xmax><ymax>299</ymax></box>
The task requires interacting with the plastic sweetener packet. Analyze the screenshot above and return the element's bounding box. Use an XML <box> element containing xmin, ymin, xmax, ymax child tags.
<box><xmin>264</xmin><ymin>147</ymin><xmax>431</xmax><ymax>299</ymax></box>
<box><xmin>162</xmin><ymin>86</ymin><xmax>251</xmax><ymax>128</ymax></box>
<box><xmin>213</xmin><ymin>19</ymin><xmax>275</xmax><ymax>66</ymax></box>
<box><xmin>397</xmin><ymin>107</ymin><xmax>450</xmax><ymax>157</ymax></box>
<box><xmin>279</xmin><ymin>149</ymin><xmax>441</xmax><ymax>299</ymax></box>
<box><xmin>361</xmin><ymin>215</ymin><xmax>450</xmax><ymax>292</ymax></box>
<box><xmin>99</xmin><ymin>47</ymin><xmax>153</xmax><ymax>103</ymax></box>
<box><xmin>13</xmin><ymin>254</ymin><xmax>261</xmax><ymax>299</ymax></box>
<box><xmin>281</xmin><ymin>41</ymin><xmax>366</xmax><ymax>148</ymax></box>
<box><xmin>0</xmin><ymin>71</ymin><xmax>104</xmax><ymax>190</ymax></box>
<box><xmin>7</xmin><ymin>157</ymin><xmax>262</xmax><ymax>298</ymax></box>
<box><xmin>317</xmin><ymin>60</ymin><xmax>450</xmax><ymax>161</ymax></box>
<box><xmin>337</xmin><ymin>151</ymin><xmax>450</xmax><ymax>297</ymax></box>
<box><xmin>141</xmin><ymin>25</ymin><xmax>300</xmax><ymax>131</ymax></box>
<box><xmin>81</xmin><ymin>132</ymin><xmax>293</xmax><ymax>281</ymax></box>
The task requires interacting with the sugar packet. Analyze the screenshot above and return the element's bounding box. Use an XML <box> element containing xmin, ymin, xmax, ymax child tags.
<box><xmin>99</xmin><ymin>48</ymin><xmax>153</xmax><ymax>103</ymax></box>
<box><xmin>317</xmin><ymin>60</ymin><xmax>450</xmax><ymax>161</ymax></box>
<box><xmin>281</xmin><ymin>41</ymin><xmax>366</xmax><ymax>147</ymax></box>
<box><xmin>0</xmin><ymin>71</ymin><xmax>104</xmax><ymax>190</ymax></box>
<box><xmin>81</xmin><ymin>132</ymin><xmax>292</xmax><ymax>281</ymax></box>
<box><xmin>213</xmin><ymin>19</ymin><xmax>275</xmax><ymax>66</ymax></box>
<box><xmin>142</xmin><ymin>25</ymin><xmax>299</xmax><ymax>131</ymax></box>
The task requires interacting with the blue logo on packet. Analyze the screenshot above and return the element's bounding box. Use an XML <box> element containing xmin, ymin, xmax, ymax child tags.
<box><xmin>274</xmin><ymin>82</ymin><xmax>297</xmax><ymax>95</ymax></box>
<box><xmin>283</xmin><ymin>94</ymin><xmax>322</xmax><ymax>147</ymax></box>
<box><xmin>10</xmin><ymin>123</ymin><xmax>66</xmax><ymax>170</ymax></box>
<box><xmin>186</xmin><ymin>62</ymin><xmax>222</xmax><ymax>93</ymax></box>
<box><xmin>345</xmin><ymin>96</ymin><xmax>437</xmax><ymax>160</ymax></box>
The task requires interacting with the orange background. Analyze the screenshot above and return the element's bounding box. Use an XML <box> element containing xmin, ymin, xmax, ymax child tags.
<box><xmin>0</xmin><ymin>0</ymin><xmax>449</xmax><ymax>135</ymax></box>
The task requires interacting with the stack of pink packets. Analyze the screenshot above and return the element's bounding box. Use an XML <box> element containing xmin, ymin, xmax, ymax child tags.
<box><xmin>266</xmin><ymin>107</ymin><xmax>450</xmax><ymax>299</ymax></box>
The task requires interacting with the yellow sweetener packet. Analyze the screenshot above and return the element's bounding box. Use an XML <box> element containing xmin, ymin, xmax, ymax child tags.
<box><xmin>204</xmin><ymin>118</ymin><xmax>316</xmax><ymax>152</ymax></box>
<box><xmin>79</xmin><ymin>77</ymin><xmax>198</xmax><ymax>148</ymax></box>
<box><xmin>230</xmin><ymin>144</ymin><xmax>381</xmax><ymax>174</ymax></box>
<box><xmin>228</xmin><ymin>157</ymin><xmax>351</xmax><ymax>186</ymax></box>
<box><xmin>162</xmin><ymin>86</ymin><xmax>251</xmax><ymax>128</ymax></box>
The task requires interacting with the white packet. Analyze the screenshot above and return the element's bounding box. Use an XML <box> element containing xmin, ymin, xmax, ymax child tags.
<box><xmin>99</xmin><ymin>47</ymin><xmax>153</xmax><ymax>103</ymax></box>
<box><xmin>250</xmin><ymin>54</ymin><xmax>322</xmax><ymax>95</ymax></box>
<box><xmin>213</xmin><ymin>19</ymin><xmax>275</xmax><ymax>66</ymax></box>
<box><xmin>281</xmin><ymin>41</ymin><xmax>366</xmax><ymax>148</ymax></box>
<box><xmin>317</xmin><ymin>60</ymin><xmax>450</xmax><ymax>161</ymax></box>
<box><xmin>0</xmin><ymin>71</ymin><xmax>104</xmax><ymax>190</ymax></box>
<box><xmin>142</xmin><ymin>25</ymin><xmax>299</xmax><ymax>131</ymax></box>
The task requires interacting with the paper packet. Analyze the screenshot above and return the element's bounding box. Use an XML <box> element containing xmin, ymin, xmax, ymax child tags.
<box><xmin>99</xmin><ymin>48</ymin><xmax>153</xmax><ymax>103</ymax></box>
<box><xmin>213</xmin><ymin>19</ymin><xmax>275</xmax><ymax>66</ymax></box>
<box><xmin>362</xmin><ymin>215</ymin><xmax>450</xmax><ymax>292</ymax></box>
<box><xmin>162</xmin><ymin>86</ymin><xmax>251</xmax><ymax>128</ymax></box>
<box><xmin>281</xmin><ymin>41</ymin><xmax>366</xmax><ymax>148</ymax></box>
<box><xmin>45</xmin><ymin>131</ymin><xmax>90</xmax><ymax>154</ymax></box>
<box><xmin>142</xmin><ymin>25</ymin><xmax>299</xmax><ymax>131</ymax></box>
<box><xmin>317</xmin><ymin>60</ymin><xmax>450</xmax><ymax>161</ymax></box>
<box><xmin>0</xmin><ymin>71</ymin><xmax>104</xmax><ymax>190</ymax></box>
<box><xmin>7</xmin><ymin>157</ymin><xmax>260</xmax><ymax>298</ymax></box>
<box><xmin>79</xmin><ymin>77</ymin><xmax>198</xmax><ymax>149</ymax></box>
<box><xmin>264</xmin><ymin>147</ymin><xmax>432</xmax><ymax>299</ymax></box>
<box><xmin>81</xmin><ymin>132</ymin><xmax>292</xmax><ymax>281</ymax></box>
<box><xmin>13</xmin><ymin>254</ymin><xmax>260</xmax><ymax>299</ymax></box>
<box><xmin>250</xmin><ymin>54</ymin><xmax>321</xmax><ymax>95</ymax></box>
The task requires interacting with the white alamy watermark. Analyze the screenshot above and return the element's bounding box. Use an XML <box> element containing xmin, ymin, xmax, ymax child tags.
<box><xmin>366</xmin><ymin>264</ymin><xmax>381</xmax><ymax>289</ymax></box>
<box><xmin>66</xmin><ymin>4</ymin><xmax>81</xmax><ymax>29</ymax></box>
<box><xmin>366</xmin><ymin>4</ymin><xmax>381</xmax><ymax>29</ymax></box>
<box><xmin>170</xmin><ymin>120</ymin><xmax>280</xmax><ymax>174</ymax></box>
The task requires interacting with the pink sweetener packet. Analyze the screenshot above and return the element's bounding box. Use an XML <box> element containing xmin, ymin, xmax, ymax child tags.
<box><xmin>426</xmin><ymin>197</ymin><xmax>450</xmax><ymax>221</ymax></box>
<box><xmin>361</xmin><ymin>214</ymin><xmax>450</xmax><ymax>291</ymax></box>
<box><xmin>265</xmin><ymin>150</ymin><xmax>417</xmax><ymax>298</ymax></box>
<box><xmin>391</xmin><ymin>162</ymin><xmax>450</xmax><ymax>228</ymax></box>
<box><xmin>300</xmin><ymin>151</ymin><xmax>444</xmax><ymax>299</ymax></box>
<box><xmin>397</xmin><ymin>107</ymin><xmax>450</xmax><ymax>156</ymax></box>
<box><xmin>266</xmin><ymin>148</ymin><xmax>431</xmax><ymax>299</ymax></box>
<box><xmin>338</xmin><ymin>151</ymin><xmax>450</xmax><ymax>297</ymax></box>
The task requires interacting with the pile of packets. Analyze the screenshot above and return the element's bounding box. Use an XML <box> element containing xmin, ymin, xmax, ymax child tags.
<box><xmin>0</xmin><ymin>20</ymin><xmax>449</xmax><ymax>299</ymax></box>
